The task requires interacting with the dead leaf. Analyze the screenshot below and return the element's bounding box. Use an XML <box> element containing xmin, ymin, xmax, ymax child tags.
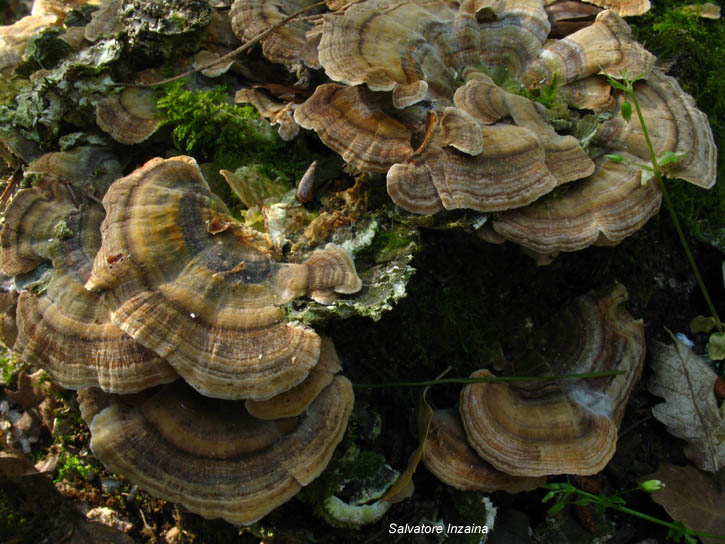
<box><xmin>648</xmin><ymin>332</ymin><xmax>725</xmax><ymax>473</ymax></box>
<box><xmin>4</xmin><ymin>369</ymin><xmax>60</xmax><ymax>411</ymax></box>
<box><xmin>380</xmin><ymin>367</ymin><xmax>450</xmax><ymax>503</ymax></box>
<box><xmin>5</xmin><ymin>371</ymin><xmax>47</xmax><ymax>410</ymax></box>
<box><xmin>645</xmin><ymin>464</ymin><xmax>725</xmax><ymax>544</ymax></box>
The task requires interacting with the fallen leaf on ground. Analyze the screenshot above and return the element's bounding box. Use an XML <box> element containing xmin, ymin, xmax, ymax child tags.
<box><xmin>648</xmin><ymin>331</ymin><xmax>725</xmax><ymax>473</ymax></box>
<box><xmin>381</xmin><ymin>367</ymin><xmax>449</xmax><ymax>503</ymax></box>
<box><xmin>5</xmin><ymin>370</ymin><xmax>47</xmax><ymax>410</ymax></box>
<box><xmin>644</xmin><ymin>464</ymin><xmax>725</xmax><ymax>544</ymax></box>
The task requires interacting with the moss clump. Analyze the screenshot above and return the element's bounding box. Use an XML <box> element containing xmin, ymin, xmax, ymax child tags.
<box><xmin>53</xmin><ymin>452</ymin><xmax>95</xmax><ymax>483</ymax></box>
<box><xmin>156</xmin><ymin>82</ymin><xmax>314</xmax><ymax>190</ymax></box>
<box><xmin>0</xmin><ymin>351</ymin><xmax>25</xmax><ymax>387</ymax></box>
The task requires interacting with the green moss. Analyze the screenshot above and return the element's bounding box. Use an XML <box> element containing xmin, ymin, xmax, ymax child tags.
<box><xmin>343</xmin><ymin>451</ymin><xmax>386</xmax><ymax>482</ymax></box>
<box><xmin>0</xmin><ymin>351</ymin><xmax>25</xmax><ymax>387</ymax></box>
<box><xmin>54</xmin><ymin>452</ymin><xmax>95</xmax><ymax>483</ymax></box>
<box><xmin>156</xmin><ymin>82</ymin><xmax>315</xmax><ymax>194</ymax></box>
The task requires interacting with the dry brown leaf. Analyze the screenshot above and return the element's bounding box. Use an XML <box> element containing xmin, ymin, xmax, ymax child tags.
<box><xmin>4</xmin><ymin>370</ymin><xmax>47</xmax><ymax>410</ymax></box>
<box><xmin>380</xmin><ymin>367</ymin><xmax>449</xmax><ymax>503</ymax></box>
<box><xmin>645</xmin><ymin>464</ymin><xmax>725</xmax><ymax>544</ymax></box>
<box><xmin>648</xmin><ymin>332</ymin><xmax>725</xmax><ymax>473</ymax></box>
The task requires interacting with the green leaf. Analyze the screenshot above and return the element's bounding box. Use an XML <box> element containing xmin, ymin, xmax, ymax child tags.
<box><xmin>690</xmin><ymin>315</ymin><xmax>717</xmax><ymax>334</ymax></box>
<box><xmin>658</xmin><ymin>150</ymin><xmax>689</xmax><ymax>167</ymax></box>
<box><xmin>621</xmin><ymin>101</ymin><xmax>632</xmax><ymax>121</ymax></box>
<box><xmin>607</xmin><ymin>78</ymin><xmax>629</xmax><ymax>92</ymax></box>
<box><xmin>707</xmin><ymin>332</ymin><xmax>725</xmax><ymax>361</ymax></box>
<box><xmin>548</xmin><ymin>501</ymin><xmax>567</xmax><ymax>515</ymax></box>
<box><xmin>605</xmin><ymin>153</ymin><xmax>624</xmax><ymax>164</ymax></box>
<box><xmin>542</xmin><ymin>491</ymin><xmax>556</xmax><ymax>503</ymax></box>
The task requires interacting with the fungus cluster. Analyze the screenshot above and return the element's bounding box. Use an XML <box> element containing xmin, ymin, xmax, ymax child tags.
<box><xmin>422</xmin><ymin>283</ymin><xmax>645</xmax><ymax>489</ymax></box>
<box><xmin>0</xmin><ymin>151</ymin><xmax>361</xmax><ymax>524</ymax></box>
<box><xmin>0</xmin><ymin>0</ymin><xmax>718</xmax><ymax>532</ymax></box>
<box><xmin>231</xmin><ymin>0</ymin><xmax>716</xmax><ymax>262</ymax></box>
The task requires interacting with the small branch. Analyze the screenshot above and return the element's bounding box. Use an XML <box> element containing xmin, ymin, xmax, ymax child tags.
<box><xmin>354</xmin><ymin>369</ymin><xmax>624</xmax><ymax>389</ymax></box>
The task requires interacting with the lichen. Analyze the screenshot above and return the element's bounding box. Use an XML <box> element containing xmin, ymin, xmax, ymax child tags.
<box><xmin>284</xmin><ymin>212</ymin><xmax>419</xmax><ymax>325</ymax></box>
<box><xmin>120</xmin><ymin>0</ymin><xmax>211</xmax><ymax>62</ymax></box>
<box><xmin>52</xmin><ymin>220</ymin><xmax>73</xmax><ymax>240</ymax></box>
<box><xmin>0</xmin><ymin>39</ymin><xmax>122</xmax><ymax>151</ymax></box>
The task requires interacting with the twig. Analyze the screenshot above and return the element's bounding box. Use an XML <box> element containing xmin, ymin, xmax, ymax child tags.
<box><xmin>120</xmin><ymin>0</ymin><xmax>337</xmax><ymax>88</ymax></box>
<box><xmin>354</xmin><ymin>369</ymin><xmax>624</xmax><ymax>389</ymax></box>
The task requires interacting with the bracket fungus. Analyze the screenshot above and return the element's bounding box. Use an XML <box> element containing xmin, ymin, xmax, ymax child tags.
<box><xmin>245</xmin><ymin>335</ymin><xmax>342</xmax><ymax>419</ymax></box>
<box><xmin>0</xmin><ymin>179</ymin><xmax>79</xmax><ymax>277</ymax></box>
<box><xmin>96</xmin><ymin>87</ymin><xmax>165</xmax><ymax>145</ymax></box>
<box><xmin>579</xmin><ymin>0</ymin><xmax>651</xmax><ymax>17</ymax></box>
<box><xmin>457</xmin><ymin>283</ymin><xmax>644</xmax><ymax>477</ymax></box>
<box><xmin>86</xmin><ymin>155</ymin><xmax>362</xmax><ymax>401</ymax></box>
<box><xmin>0</xmin><ymin>14</ymin><xmax>59</xmax><ymax>76</ymax></box>
<box><xmin>595</xmin><ymin>69</ymin><xmax>717</xmax><ymax>189</ymax></box>
<box><xmin>487</xmin><ymin>156</ymin><xmax>662</xmax><ymax>262</ymax></box>
<box><xmin>247</xmin><ymin>0</ymin><xmax>716</xmax><ymax>257</ymax></box>
<box><xmin>0</xmin><ymin>165</ymin><xmax>177</xmax><ymax>393</ymax></box>
<box><xmin>80</xmin><ymin>376</ymin><xmax>354</xmax><ymax>525</ymax></box>
<box><xmin>520</xmin><ymin>10</ymin><xmax>655</xmax><ymax>89</ymax></box>
<box><xmin>235</xmin><ymin>88</ymin><xmax>300</xmax><ymax>141</ymax></box>
<box><xmin>15</xmin><ymin>269</ymin><xmax>178</xmax><ymax>392</ymax></box>
<box><xmin>294</xmin><ymin>83</ymin><xmax>414</xmax><ymax>174</ymax></box>
<box><xmin>423</xmin><ymin>409</ymin><xmax>546</xmax><ymax>493</ymax></box>
<box><xmin>230</xmin><ymin>0</ymin><xmax>322</xmax><ymax>73</ymax></box>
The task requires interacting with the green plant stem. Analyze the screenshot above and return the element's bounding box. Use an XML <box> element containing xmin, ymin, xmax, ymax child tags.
<box><xmin>629</xmin><ymin>90</ymin><xmax>723</xmax><ymax>334</ymax></box>
<box><xmin>564</xmin><ymin>487</ymin><xmax>725</xmax><ymax>540</ymax></box>
<box><xmin>354</xmin><ymin>370</ymin><xmax>624</xmax><ymax>389</ymax></box>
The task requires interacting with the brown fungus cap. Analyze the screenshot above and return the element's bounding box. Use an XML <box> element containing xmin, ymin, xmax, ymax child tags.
<box><xmin>3</xmin><ymin>177</ymin><xmax>177</xmax><ymax>393</ymax></box>
<box><xmin>83</xmin><ymin>376</ymin><xmax>353</xmax><ymax>525</ymax></box>
<box><xmin>454</xmin><ymin>73</ymin><xmax>594</xmax><ymax>183</ymax></box>
<box><xmin>96</xmin><ymin>87</ymin><xmax>165</xmax><ymax>145</ymax></box>
<box><xmin>316</xmin><ymin>0</ymin><xmax>550</xmax><ymax>102</ymax></box>
<box><xmin>581</xmin><ymin>0</ymin><xmax>650</xmax><ymax>17</ymax></box>
<box><xmin>545</xmin><ymin>0</ymin><xmax>601</xmax><ymax>38</ymax></box>
<box><xmin>235</xmin><ymin>88</ymin><xmax>300</xmax><ymax>141</ymax></box>
<box><xmin>472</xmin><ymin>0</ymin><xmax>551</xmax><ymax>77</ymax></box>
<box><xmin>423</xmin><ymin>409</ymin><xmax>546</xmax><ymax>493</ymax></box>
<box><xmin>521</xmin><ymin>10</ymin><xmax>655</xmax><ymax>89</ymax></box>
<box><xmin>558</xmin><ymin>75</ymin><xmax>614</xmax><ymax>112</ymax></box>
<box><xmin>246</xmin><ymin>335</ymin><xmax>342</xmax><ymax>419</ymax></box>
<box><xmin>15</xmin><ymin>269</ymin><xmax>177</xmax><ymax>393</ymax></box>
<box><xmin>85</xmin><ymin>156</ymin><xmax>361</xmax><ymax>401</ymax></box>
<box><xmin>294</xmin><ymin>83</ymin><xmax>413</xmax><ymax>174</ymax></box>
<box><xmin>272</xmin><ymin>243</ymin><xmax>362</xmax><ymax>305</ymax></box>
<box><xmin>0</xmin><ymin>180</ymin><xmax>78</xmax><ymax>276</ymax></box>
<box><xmin>387</xmin><ymin>122</ymin><xmax>559</xmax><ymax>214</ymax></box>
<box><xmin>460</xmin><ymin>283</ymin><xmax>644</xmax><ymax>476</ymax></box>
<box><xmin>25</xmin><ymin>147</ymin><xmax>123</xmax><ymax>199</ymax></box>
<box><xmin>230</xmin><ymin>0</ymin><xmax>321</xmax><ymax>69</ymax></box>
<box><xmin>316</xmin><ymin>0</ymin><xmax>457</xmax><ymax>103</ymax></box>
<box><xmin>489</xmin><ymin>156</ymin><xmax>662</xmax><ymax>258</ymax></box>
<box><xmin>595</xmin><ymin>70</ymin><xmax>717</xmax><ymax>189</ymax></box>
